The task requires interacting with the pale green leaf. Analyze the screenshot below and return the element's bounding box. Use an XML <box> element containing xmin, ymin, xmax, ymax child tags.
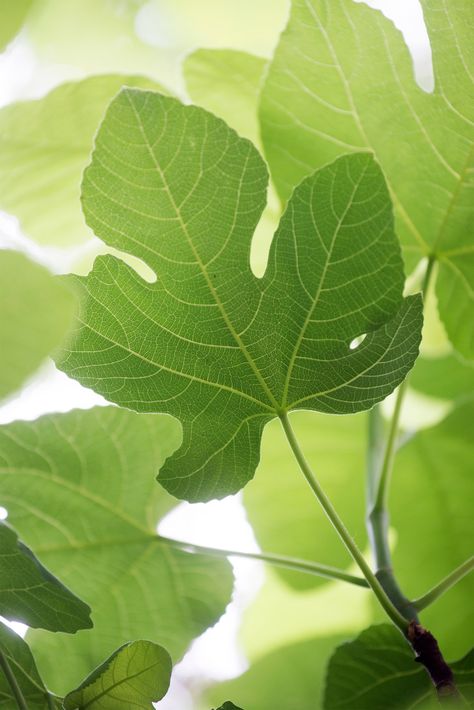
<box><xmin>0</xmin><ymin>0</ymin><xmax>32</xmax><ymax>50</ymax></box>
<box><xmin>323</xmin><ymin>624</ymin><xmax>474</xmax><ymax>710</ymax></box>
<box><xmin>184</xmin><ymin>49</ymin><xmax>267</xmax><ymax>146</ymax></box>
<box><xmin>58</xmin><ymin>89</ymin><xmax>422</xmax><ymax>502</ymax></box>
<box><xmin>0</xmin><ymin>75</ymin><xmax>163</xmax><ymax>246</ymax></box>
<box><xmin>204</xmin><ymin>635</ymin><xmax>345</xmax><ymax>710</ymax></box>
<box><xmin>260</xmin><ymin>0</ymin><xmax>474</xmax><ymax>358</ymax></box>
<box><xmin>0</xmin><ymin>250</ymin><xmax>75</xmax><ymax>401</ymax></box>
<box><xmin>244</xmin><ymin>411</ymin><xmax>366</xmax><ymax>590</ymax></box>
<box><xmin>240</xmin><ymin>567</ymin><xmax>371</xmax><ymax>662</ymax></box>
<box><xmin>26</xmin><ymin>0</ymin><xmax>288</xmax><ymax>85</ymax></box>
<box><xmin>410</xmin><ymin>353</ymin><xmax>474</xmax><ymax>403</ymax></box>
<box><xmin>63</xmin><ymin>640</ymin><xmax>171</xmax><ymax>709</ymax></box>
<box><xmin>0</xmin><ymin>622</ymin><xmax>61</xmax><ymax>710</ymax></box>
<box><xmin>0</xmin><ymin>407</ymin><xmax>233</xmax><ymax>693</ymax></box>
<box><xmin>0</xmin><ymin>522</ymin><xmax>91</xmax><ymax>633</ymax></box>
<box><xmin>390</xmin><ymin>403</ymin><xmax>474</xmax><ymax>659</ymax></box>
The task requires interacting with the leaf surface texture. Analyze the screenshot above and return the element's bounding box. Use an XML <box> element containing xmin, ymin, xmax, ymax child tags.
<box><xmin>260</xmin><ymin>0</ymin><xmax>474</xmax><ymax>358</ymax></box>
<box><xmin>63</xmin><ymin>640</ymin><xmax>171</xmax><ymax>709</ymax></box>
<box><xmin>0</xmin><ymin>407</ymin><xmax>232</xmax><ymax>692</ymax></box>
<box><xmin>59</xmin><ymin>90</ymin><xmax>422</xmax><ymax>501</ymax></box>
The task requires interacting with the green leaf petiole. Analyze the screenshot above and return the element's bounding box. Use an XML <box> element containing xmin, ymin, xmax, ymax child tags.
<box><xmin>156</xmin><ymin>535</ymin><xmax>369</xmax><ymax>588</ymax></box>
<box><xmin>279</xmin><ymin>412</ymin><xmax>408</xmax><ymax>632</ymax></box>
<box><xmin>412</xmin><ymin>557</ymin><xmax>474</xmax><ymax>612</ymax></box>
<box><xmin>0</xmin><ymin>649</ymin><xmax>28</xmax><ymax>710</ymax></box>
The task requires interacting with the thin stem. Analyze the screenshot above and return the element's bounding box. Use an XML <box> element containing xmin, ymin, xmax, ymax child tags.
<box><xmin>365</xmin><ymin>256</ymin><xmax>436</xmax><ymax>622</ymax></box>
<box><xmin>0</xmin><ymin>651</ymin><xmax>28</xmax><ymax>710</ymax></box>
<box><xmin>413</xmin><ymin>557</ymin><xmax>474</xmax><ymax>612</ymax></box>
<box><xmin>366</xmin><ymin>408</ymin><xmax>418</xmax><ymax>620</ymax></box>
<box><xmin>279</xmin><ymin>412</ymin><xmax>407</xmax><ymax>631</ymax></box>
<box><xmin>372</xmin><ymin>254</ymin><xmax>436</xmax><ymax>516</ymax></box>
<box><xmin>372</xmin><ymin>380</ymin><xmax>407</xmax><ymax>515</ymax></box>
<box><xmin>47</xmin><ymin>694</ymin><xmax>60</xmax><ymax>710</ymax></box>
<box><xmin>366</xmin><ymin>406</ymin><xmax>392</xmax><ymax>571</ymax></box>
<box><xmin>156</xmin><ymin>534</ymin><xmax>369</xmax><ymax>588</ymax></box>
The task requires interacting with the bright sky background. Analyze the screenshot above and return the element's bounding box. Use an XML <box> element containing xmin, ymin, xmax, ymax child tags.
<box><xmin>0</xmin><ymin>2</ymin><xmax>432</xmax><ymax>707</ymax></box>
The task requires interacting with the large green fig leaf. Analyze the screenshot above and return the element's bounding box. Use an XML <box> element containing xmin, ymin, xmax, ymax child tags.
<box><xmin>0</xmin><ymin>407</ymin><xmax>233</xmax><ymax>693</ymax></box>
<box><xmin>324</xmin><ymin>625</ymin><xmax>474</xmax><ymax>710</ymax></box>
<box><xmin>244</xmin><ymin>411</ymin><xmax>366</xmax><ymax>590</ymax></box>
<box><xmin>57</xmin><ymin>89</ymin><xmax>422</xmax><ymax>502</ymax></box>
<box><xmin>391</xmin><ymin>403</ymin><xmax>474</xmax><ymax>659</ymax></box>
<box><xmin>0</xmin><ymin>622</ymin><xmax>61</xmax><ymax>710</ymax></box>
<box><xmin>63</xmin><ymin>640</ymin><xmax>171</xmax><ymax>709</ymax></box>
<box><xmin>260</xmin><ymin>0</ymin><xmax>474</xmax><ymax>359</ymax></box>
<box><xmin>0</xmin><ymin>250</ymin><xmax>76</xmax><ymax>401</ymax></box>
<box><xmin>0</xmin><ymin>75</ymin><xmax>163</xmax><ymax>247</ymax></box>
<box><xmin>0</xmin><ymin>522</ymin><xmax>91</xmax><ymax>632</ymax></box>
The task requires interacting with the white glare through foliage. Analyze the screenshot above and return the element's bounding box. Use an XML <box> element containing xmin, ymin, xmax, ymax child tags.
<box><xmin>0</xmin><ymin>2</ymin><xmax>431</xmax><ymax>707</ymax></box>
<box><xmin>355</xmin><ymin>0</ymin><xmax>434</xmax><ymax>91</ymax></box>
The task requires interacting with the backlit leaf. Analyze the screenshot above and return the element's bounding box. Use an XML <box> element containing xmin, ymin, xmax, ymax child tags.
<box><xmin>0</xmin><ymin>407</ymin><xmax>233</xmax><ymax>693</ymax></box>
<box><xmin>58</xmin><ymin>90</ymin><xmax>422</xmax><ymax>502</ymax></box>
<box><xmin>324</xmin><ymin>624</ymin><xmax>474</xmax><ymax>710</ymax></box>
<box><xmin>260</xmin><ymin>0</ymin><xmax>474</xmax><ymax>358</ymax></box>
<box><xmin>391</xmin><ymin>403</ymin><xmax>474</xmax><ymax>659</ymax></box>
<box><xmin>184</xmin><ymin>49</ymin><xmax>266</xmax><ymax>145</ymax></box>
<box><xmin>0</xmin><ymin>522</ymin><xmax>91</xmax><ymax>632</ymax></box>
<box><xmin>0</xmin><ymin>622</ymin><xmax>60</xmax><ymax>710</ymax></box>
<box><xmin>0</xmin><ymin>250</ymin><xmax>75</xmax><ymax>401</ymax></box>
<box><xmin>205</xmin><ymin>635</ymin><xmax>345</xmax><ymax>710</ymax></box>
<box><xmin>0</xmin><ymin>75</ymin><xmax>163</xmax><ymax>246</ymax></box>
<box><xmin>63</xmin><ymin>640</ymin><xmax>171</xmax><ymax>709</ymax></box>
<box><xmin>410</xmin><ymin>353</ymin><xmax>474</xmax><ymax>403</ymax></box>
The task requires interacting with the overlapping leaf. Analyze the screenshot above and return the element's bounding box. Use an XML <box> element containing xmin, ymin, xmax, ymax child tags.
<box><xmin>0</xmin><ymin>407</ymin><xmax>233</xmax><ymax>693</ymax></box>
<box><xmin>260</xmin><ymin>0</ymin><xmax>474</xmax><ymax>358</ymax></box>
<box><xmin>0</xmin><ymin>522</ymin><xmax>91</xmax><ymax>632</ymax></box>
<box><xmin>0</xmin><ymin>75</ymin><xmax>162</xmax><ymax>246</ymax></box>
<box><xmin>324</xmin><ymin>625</ymin><xmax>474</xmax><ymax>710</ymax></box>
<box><xmin>391</xmin><ymin>403</ymin><xmax>474</xmax><ymax>659</ymax></box>
<box><xmin>0</xmin><ymin>622</ymin><xmax>60</xmax><ymax>710</ymax></box>
<box><xmin>63</xmin><ymin>640</ymin><xmax>171</xmax><ymax>709</ymax></box>
<box><xmin>0</xmin><ymin>250</ymin><xmax>76</xmax><ymax>401</ymax></box>
<box><xmin>57</xmin><ymin>89</ymin><xmax>422</xmax><ymax>502</ymax></box>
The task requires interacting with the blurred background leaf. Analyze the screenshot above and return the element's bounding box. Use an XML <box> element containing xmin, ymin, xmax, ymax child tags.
<box><xmin>0</xmin><ymin>407</ymin><xmax>233</xmax><ymax>694</ymax></box>
<box><xmin>0</xmin><ymin>250</ymin><xmax>75</xmax><ymax>402</ymax></box>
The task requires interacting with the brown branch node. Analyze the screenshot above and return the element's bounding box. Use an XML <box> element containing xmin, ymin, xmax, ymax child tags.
<box><xmin>407</xmin><ymin>621</ymin><xmax>458</xmax><ymax>699</ymax></box>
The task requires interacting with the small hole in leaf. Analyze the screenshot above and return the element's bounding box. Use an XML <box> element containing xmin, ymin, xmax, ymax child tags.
<box><xmin>0</xmin><ymin>506</ymin><xmax>8</xmax><ymax>520</ymax></box>
<box><xmin>349</xmin><ymin>333</ymin><xmax>367</xmax><ymax>350</ymax></box>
